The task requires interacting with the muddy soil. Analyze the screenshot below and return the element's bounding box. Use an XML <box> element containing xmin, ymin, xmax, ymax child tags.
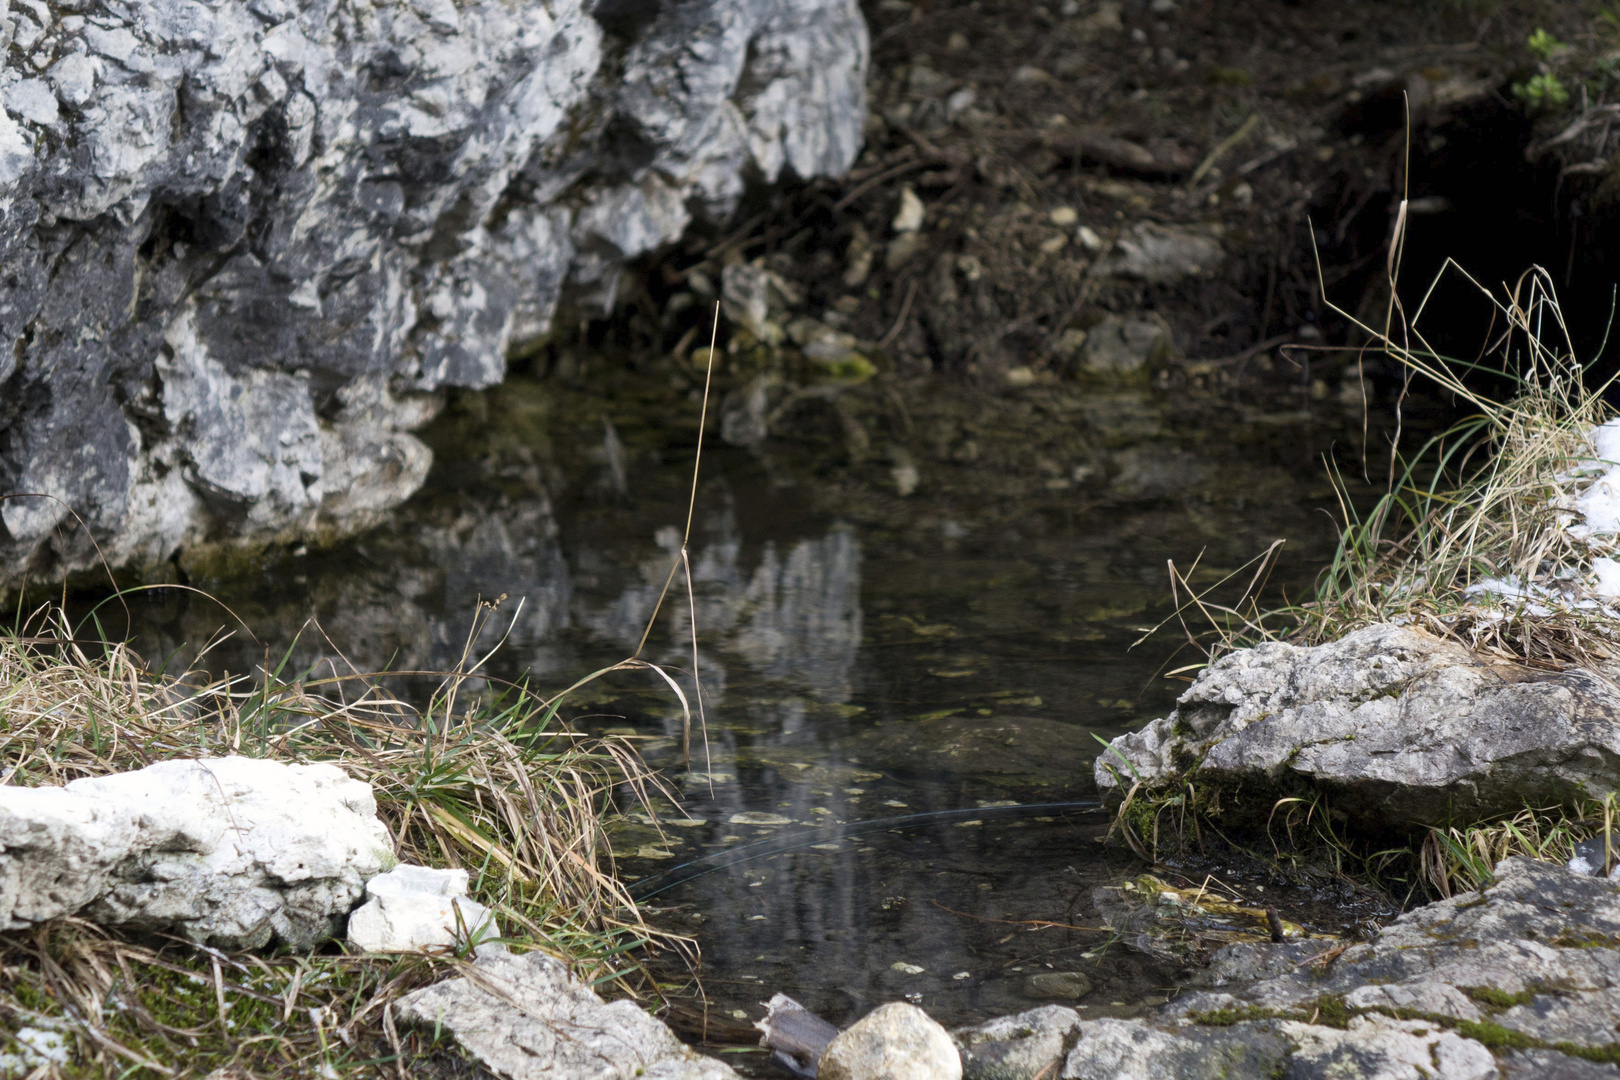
<box><xmin>527</xmin><ymin>0</ymin><xmax>1613</xmax><ymax>469</ymax></box>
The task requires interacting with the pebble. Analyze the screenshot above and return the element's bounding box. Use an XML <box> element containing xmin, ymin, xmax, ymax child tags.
<box><xmin>892</xmin><ymin>186</ymin><xmax>925</xmax><ymax>233</ymax></box>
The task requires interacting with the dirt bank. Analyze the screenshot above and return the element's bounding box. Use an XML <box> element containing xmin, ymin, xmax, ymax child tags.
<box><xmin>538</xmin><ymin>0</ymin><xmax>1613</xmax><ymax>454</ymax></box>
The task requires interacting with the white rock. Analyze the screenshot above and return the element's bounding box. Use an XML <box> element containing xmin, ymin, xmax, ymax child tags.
<box><xmin>346</xmin><ymin>864</ymin><xmax>502</xmax><ymax>954</ymax></box>
<box><xmin>0</xmin><ymin>756</ymin><xmax>391</xmax><ymax>949</ymax></box>
<box><xmin>818</xmin><ymin>1003</ymin><xmax>962</xmax><ymax>1080</ymax></box>
<box><xmin>956</xmin><ymin>1005</ymin><xmax>1080</xmax><ymax>1080</ymax></box>
<box><xmin>1094</xmin><ymin>623</ymin><xmax>1620</xmax><ymax>824</ymax></box>
<box><xmin>398</xmin><ymin>951</ymin><xmax>743</xmax><ymax>1079</ymax></box>
<box><xmin>1282</xmin><ymin>1015</ymin><xmax>1497</xmax><ymax>1080</ymax></box>
<box><xmin>1592</xmin><ymin>418</ymin><xmax>1620</xmax><ymax>463</ymax></box>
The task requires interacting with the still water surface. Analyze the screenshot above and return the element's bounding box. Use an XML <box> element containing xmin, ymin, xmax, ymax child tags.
<box><xmin>105</xmin><ymin>374</ymin><xmax>1385</xmax><ymax>1064</ymax></box>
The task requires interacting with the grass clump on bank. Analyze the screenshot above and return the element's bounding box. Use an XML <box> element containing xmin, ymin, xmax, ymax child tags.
<box><xmin>1285</xmin><ymin>270</ymin><xmax>1620</xmax><ymax>668</ymax></box>
<box><xmin>0</xmin><ymin>600</ymin><xmax>682</xmax><ymax>1078</ymax></box>
<box><xmin>1115</xmin><ymin>265</ymin><xmax>1620</xmax><ymax>899</ymax></box>
<box><xmin>1174</xmin><ymin>265</ymin><xmax>1620</xmax><ymax>667</ymax></box>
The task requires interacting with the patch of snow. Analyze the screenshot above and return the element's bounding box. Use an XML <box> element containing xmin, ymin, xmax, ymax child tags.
<box><xmin>0</xmin><ymin>1027</ymin><xmax>70</xmax><ymax>1074</ymax></box>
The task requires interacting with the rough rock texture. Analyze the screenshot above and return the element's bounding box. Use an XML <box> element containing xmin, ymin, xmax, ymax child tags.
<box><xmin>818</xmin><ymin>1002</ymin><xmax>963</xmax><ymax>1080</ymax></box>
<box><xmin>1095</xmin><ymin>623</ymin><xmax>1620</xmax><ymax>825</ymax></box>
<box><xmin>0</xmin><ymin>756</ymin><xmax>389</xmax><ymax>948</ymax></box>
<box><xmin>345</xmin><ymin>863</ymin><xmax>500</xmax><ymax>954</ymax></box>
<box><xmin>0</xmin><ymin>0</ymin><xmax>867</xmax><ymax>582</ymax></box>
<box><xmin>396</xmin><ymin>949</ymin><xmax>742</xmax><ymax>1079</ymax></box>
<box><xmin>954</xmin><ymin>859</ymin><xmax>1620</xmax><ymax>1078</ymax></box>
<box><xmin>954</xmin><ymin>1006</ymin><xmax>1082</xmax><ymax>1080</ymax></box>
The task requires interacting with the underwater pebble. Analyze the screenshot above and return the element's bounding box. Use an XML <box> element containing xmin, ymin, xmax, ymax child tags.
<box><xmin>1024</xmin><ymin>972</ymin><xmax>1092</xmax><ymax>1000</ymax></box>
<box><xmin>891</xmin><ymin>962</ymin><xmax>926</xmax><ymax>974</ymax></box>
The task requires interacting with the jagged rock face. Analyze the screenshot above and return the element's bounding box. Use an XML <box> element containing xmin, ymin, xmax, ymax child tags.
<box><xmin>0</xmin><ymin>0</ymin><xmax>868</xmax><ymax>582</ymax></box>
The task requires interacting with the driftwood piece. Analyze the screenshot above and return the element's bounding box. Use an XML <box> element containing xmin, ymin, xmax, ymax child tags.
<box><xmin>756</xmin><ymin>993</ymin><xmax>840</xmax><ymax>1078</ymax></box>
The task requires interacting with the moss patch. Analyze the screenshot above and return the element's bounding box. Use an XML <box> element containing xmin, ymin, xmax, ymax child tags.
<box><xmin>1462</xmin><ymin>985</ymin><xmax>1539</xmax><ymax>1009</ymax></box>
<box><xmin>1188</xmin><ymin>1005</ymin><xmax>1280</xmax><ymax>1027</ymax></box>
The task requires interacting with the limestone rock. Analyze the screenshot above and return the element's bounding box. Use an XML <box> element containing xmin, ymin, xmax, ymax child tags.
<box><xmin>1058</xmin><ymin>1018</ymin><xmax>1289</xmax><ymax>1079</ymax></box>
<box><xmin>346</xmin><ymin>864</ymin><xmax>501</xmax><ymax>955</ymax></box>
<box><xmin>1027</xmin><ymin>857</ymin><xmax>1620</xmax><ymax>1076</ymax></box>
<box><xmin>1094</xmin><ymin>623</ymin><xmax>1620</xmax><ymax>825</ymax></box>
<box><xmin>955</xmin><ymin>1005</ymin><xmax>1082</xmax><ymax>1080</ymax></box>
<box><xmin>0</xmin><ymin>756</ymin><xmax>389</xmax><ymax>949</ymax></box>
<box><xmin>0</xmin><ymin>0</ymin><xmax>868</xmax><ymax>584</ymax></box>
<box><xmin>1279</xmin><ymin>1015</ymin><xmax>1497</xmax><ymax>1080</ymax></box>
<box><xmin>396</xmin><ymin>950</ymin><xmax>742</xmax><ymax>1079</ymax></box>
<box><xmin>819</xmin><ymin>1002</ymin><xmax>963</xmax><ymax>1080</ymax></box>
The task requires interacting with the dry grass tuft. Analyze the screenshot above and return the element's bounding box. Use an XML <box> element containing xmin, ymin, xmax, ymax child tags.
<box><xmin>1156</xmin><ymin>265</ymin><xmax>1620</xmax><ymax>671</ymax></box>
<box><xmin>1421</xmin><ymin>795</ymin><xmax>1620</xmax><ymax>898</ymax></box>
<box><xmin>1285</xmin><ymin>264</ymin><xmax>1620</xmax><ymax>667</ymax></box>
<box><xmin>0</xmin><ymin>599</ymin><xmax>688</xmax><ymax>1077</ymax></box>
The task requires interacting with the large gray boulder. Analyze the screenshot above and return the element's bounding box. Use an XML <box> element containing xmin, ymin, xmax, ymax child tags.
<box><xmin>0</xmin><ymin>755</ymin><xmax>390</xmax><ymax>948</ymax></box>
<box><xmin>956</xmin><ymin>858</ymin><xmax>1620</xmax><ymax>1078</ymax></box>
<box><xmin>0</xmin><ymin>0</ymin><xmax>867</xmax><ymax>582</ymax></box>
<box><xmin>1095</xmin><ymin>624</ymin><xmax>1620</xmax><ymax>825</ymax></box>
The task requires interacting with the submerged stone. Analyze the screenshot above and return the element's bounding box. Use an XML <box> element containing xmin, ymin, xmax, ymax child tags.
<box><xmin>1022</xmin><ymin>972</ymin><xmax>1092</xmax><ymax>1000</ymax></box>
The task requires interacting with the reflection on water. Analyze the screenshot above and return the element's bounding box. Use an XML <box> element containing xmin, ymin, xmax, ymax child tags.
<box><xmin>99</xmin><ymin>375</ymin><xmax>1382</xmax><ymax>1064</ymax></box>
